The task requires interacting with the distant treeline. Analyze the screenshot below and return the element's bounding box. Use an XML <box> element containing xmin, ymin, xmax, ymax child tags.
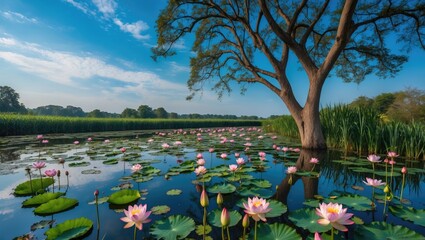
<box><xmin>0</xmin><ymin>113</ymin><xmax>262</xmax><ymax>136</ymax></box>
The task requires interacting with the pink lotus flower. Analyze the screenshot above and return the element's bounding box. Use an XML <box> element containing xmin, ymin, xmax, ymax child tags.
<box><xmin>196</xmin><ymin>153</ymin><xmax>203</xmax><ymax>159</ymax></box>
<box><xmin>236</xmin><ymin>158</ymin><xmax>245</xmax><ymax>165</ymax></box>
<box><xmin>229</xmin><ymin>164</ymin><xmax>238</xmax><ymax>172</ymax></box>
<box><xmin>286</xmin><ymin>166</ymin><xmax>297</xmax><ymax>174</ymax></box>
<box><xmin>387</xmin><ymin>151</ymin><xmax>399</xmax><ymax>158</ymax></box>
<box><xmin>120</xmin><ymin>147</ymin><xmax>126</xmax><ymax>153</ymax></box>
<box><xmin>42</xmin><ymin>139</ymin><xmax>49</xmax><ymax>144</ymax></box>
<box><xmin>174</xmin><ymin>141</ymin><xmax>182</xmax><ymax>146</ymax></box>
<box><xmin>36</xmin><ymin>134</ymin><xmax>43</xmax><ymax>140</ymax></box>
<box><xmin>197</xmin><ymin>159</ymin><xmax>205</xmax><ymax>166</ymax></box>
<box><xmin>316</xmin><ymin>202</ymin><xmax>354</xmax><ymax>231</ymax></box>
<box><xmin>234</xmin><ymin>152</ymin><xmax>240</xmax><ymax>158</ymax></box>
<box><xmin>363</xmin><ymin>177</ymin><xmax>386</xmax><ymax>187</ymax></box>
<box><xmin>194</xmin><ymin>166</ymin><xmax>207</xmax><ymax>175</ymax></box>
<box><xmin>243</xmin><ymin>197</ymin><xmax>271</xmax><ymax>222</ymax></box>
<box><xmin>389</xmin><ymin>159</ymin><xmax>396</xmax><ymax>165</ymax></box>
<box><xmin>282</xmin><ymin>147</ymin><xmax>289</xmax><ymax>152</ymax></box>
<box><xmin>258</xmin><ymin>152</ymin><xmax>266</xmax><ymax>158</ymax></box>
<box><xmin>44</xmin><ymin>169</ymin><xmax>57</xmax><ymax>177</ymax></box>
<box><xmin>401</xmin><ymin>167</ymin><xmax>407</xmax><ymax>174</ymax></box>
<box><xmin>131</xmin><ymin>164</ymin><xmax>142</xmax><ymax>172</ymax></box>
<box><xmin>74</xmin><ymin>141</ymin><xmax>79</xmax><ymax>145</ymax></box>
<box><xmin>32</xmin><ymin>161</ymin><xmax>46</xmax><ymax>169</ymax></box>
<box><xmin>209</xmin><ymin>148</ymin><xmax>214</xmax><ymax>153</ymax></box>
<box><xmin>244</xmin><ymin>142</ymin><xmax>252</xmax><ymax>147</ymax></box>
<box><xmin>162</xmin><ymin>143</ymin><xmax>170</xmax><ymax>149</ymax></box>
<box><xmin>104</xmin><ymin>139</ymin><xmax>110</xmax><ymax>143</ymax></box>
<box><xmin>314</xmin><ymin>232</ymin><xmax>322</xmax><ymax>240</ymax></box>
<box><xmin>220</xmin><ymin>153</ymin><xmax>228</xmax><ymax>159</ymax></box>
<box><xmin>310</xmin><ymin>158</ymin><xmax>319</xmax><ymax>164</ymax></box>
<box><xmin>367</xmin><ymin>154</ymin><xmax>381</xmax><ymax>163</ymax></box>
<box><xmin>147</xmin><ymin>139</ymin><xmax>154</xmax><ymax>143</ymax></box>
<box><xmin>121</xmin><ymin>204</ymin><xmax>151</xmax><ymax>230</ymax></box>
<box><xmin>87</xmin><ymin>137</ymin><xmax>92</xmax><ymax>142</ymax></box>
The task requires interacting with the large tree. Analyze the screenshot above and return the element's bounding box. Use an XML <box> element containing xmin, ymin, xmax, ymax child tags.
<box><xmin>153</xmin><ymin>0</ymin><xmax>425</xmax><ymax>149</ymax></box>
<box><xmin>0</xmin><ymin>86</ymin><xmax>27</xmax><ymax>113</ymax></box>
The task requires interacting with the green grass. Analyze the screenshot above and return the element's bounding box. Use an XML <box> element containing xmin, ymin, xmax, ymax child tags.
<box><xmin>0</xmin><ymin>113</ymin><xmax>261</xmax><ymax>136</ymax></box>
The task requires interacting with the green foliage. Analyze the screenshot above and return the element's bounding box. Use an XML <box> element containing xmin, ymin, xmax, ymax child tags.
<box><xmin>14</xmin><ymin>178</ymin><xmax>54</xmax><ymax>196</ymax></box>
<box><xmin>150</xmin><ymin>215</ymin><xmax>195</xmax><ymax>240</ymax></box>
<box><xmin>44</xmin><ymin>217</ymin><xmax>93</xmax><ymax>240</ymax></box>
<box><xmin>34</xmin><ymin>197</ymin><xmax>78</xmax><ymax>215</ymax></box>
<box><xmin>22</xmin><ymin>192</ymin><xmax>64</xmax><ymax>207</ymax></box>
<box><xmin>107</xmin><ymin>189</ymin><xmax>140</xmax><ymax>205</ymax></box>
<box><xmin>0</xmin><ymin>86</ymin><xmax>27</xmax><ymax>113</ymax></box>
<box><xmin>0</xmin><ymin>113</ymin><xmax>261</xmax><ymax>136</ymax></box>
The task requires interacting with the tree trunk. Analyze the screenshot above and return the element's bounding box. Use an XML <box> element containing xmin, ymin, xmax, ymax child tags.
<box><xmin>296</xmin><ymin>106</ymin><xmax>327</xmax><ymax>149</ymax></box>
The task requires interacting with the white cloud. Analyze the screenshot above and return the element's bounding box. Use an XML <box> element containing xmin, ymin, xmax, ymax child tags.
<box><xmin>169</xmin><ymin>61</ymin><xmax>190</xmax><ymax>73</ymax></box>
<box><xmin>64</xmin><ymin>0</ymin><xmax>95</xmax><ymax>15</ymax></box>
<box><xmin>1</xmin><ymin>11</ymin><xmax>38</xmax><ymax>24</ymax></box>
<box><xmin>0</xmin><ymin>37</ymin><xmax>186</xmax><ymax>93</ymax></box>
<box><xmin>113</xmin><ymin>18</ymin><xmax>150</xmax><ymax>40</ymax></box>
<box><xmin>92</xmin><ymin>0</ymin><xmax>117</xmax><ymax>17</ymax></box>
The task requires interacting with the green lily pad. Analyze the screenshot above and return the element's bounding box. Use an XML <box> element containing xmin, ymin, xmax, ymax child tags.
<box><xmin>23</xmin><ymin>192</ymin><xmax>65</xmax><ymax>207</ymax></box>
<box><xmin>68</xmin><ymin>161</ymin><xmax>90</xmax><ymax>167</ymax></box>
<box><xmin>103</xmin><ymin>159</ymin><xmax>118</xmax><ymax>165</ymax></box>
<box><xmin>207</xmin><ymin>209</ymin><xmax>242</xmax><ymax>227</ymax></box>
<box><xmin>389</xmin><ymin>206</ymin><xmax>425</xmax><ymax>227</ymax></box>
<box><xmin>242</xmin><ymin>179</ymin><xmax>272</xmax><ymax>188</ymax></box>
<box><xmin>195</xmin><ymin>224</ymin><xmax>212</xmax><ymax>235</ymax></box>
<box><xmin>81</xmin><ymin>169</ymin><xmax>101</xmax><ymax>174</ymax></box>
<box><xmin>150</xmin><ymin>215</ymin><xmax>195</xmax><ymax>240</ymax></box>
<box><xmin>250</xmin><ymin>223</ymin><xmax>301</xmax><ymax>240</ymax></box>
<box><xmin>236</xmin><ymin>199</ymin><xmax>287</xmax><ymax>218</ymax></box>
<box><xmin>207</xmin><ymin>183</ymin><xmax>236</xmax><ymax>194</ymax></box>
<box><xmin>107</xmin><ymin>189</ymin><xmax>140</xmax><ymax>205</ymax></box>
<box><xmin>44</xmin><ymin>217</ymin><xmax>93</xmax><ymax>240</ymax></box>
<box><xmin>288</xmin><ymin>208</ymin><xmax>332</xmax><ymax>233</ymax></box>
<box><xmin>151</xmin><ymin>205</ymin><xmax>171</xmax><ymax>215</ymax></box>
<box><xmin>166</xmin><ymin>189</ymin><xmax>182</xmax><ymax>196</ymax></box>
<box><xmin>14</xmin><ymin>178</ymin><xmax>54</xmax><ymax>196</ymax></box>
<box><xmin>237</xmin><ymin>186</ymin><xmax>274</xmax><ymax>198</ymax></box>
<box><xmin>328</xmin><ymin>194</ymin><xmax>372</xmax><ymax>211</ymax></box>
<box><xmin>34</xmin><ymin>197</ymin><xmax>78</xmax><ymax>215</ymax></box>
<box><xmin>88</xmin><ymin>196</ymin><xmax>109</xmax><ymax>205</ymax></box>
<box><xmin>354</xmin><ymin>221</ymin><xmax>424</xmax><ymax>239</ymax></box>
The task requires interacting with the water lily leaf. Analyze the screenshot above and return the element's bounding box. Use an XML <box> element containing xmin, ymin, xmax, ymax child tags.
<box><xmin>166</xmin><ymin>189</ymin><xmax>182</xmax><ymax>195</ymax></box>
<box><xmin>207</xmin><ymin>183</ymin><xmax>236</xmax><ymax>194</ymax></box>
<box><xmin>134</xmin><ymin>176</ymin><xmax>153</xmax><ymax>183</ymax></box>
<box><xmin>88</xmin><ymin>196</ymin><xmax>109</xmax><ymax>205</ymax></box>
<box><xmin>81</xmin><ymin>169</ymin><xmax>101</xmax><ymax>174</ymax></box>
<box><xmin>44</xmin><ymin>217</ymin><xmax>93</xmax><ymax>240</ymax></box>
<box><xmin>150</xmin><ymin>215</ymin><xmax>195</xmax><ymax>240</ymax></box>
<box><xmin>242</xmin><ymin>179</ymin><xmax>272</xmax><ymax>188</ymax></box>
<box><xmin>328</xmin><ymin>194</ymin><xmax>372</xmax><ymax>211</ymax></box>
<box><xmin>389</xmin><ymin>206</ymin><xmax>425</xmax><ymax>227</ymax></box>
<box><xmin>107</xmin><ymin>189</ymin><xmax>140</xmax><ymax>205</ymax></box>
<box><xmin>68</xmin><ymin>161</ymin><xmax>90</xmax><ymax>167</ymax></box>
<box><xmin>288</xmin><ymin>208</ymin><xmax>332</xmax><ymax>233</ymax></box>
<box><xmin>250</xmin><ymin>223</ymin><xmax>301</xmax><ymax>240</ymax></box>
<box><xmin>14</xmin><ymin>178</ymin><xmax>54</xmax><ymax>196</ymax></box>
<box><xmin>195</xmin><ymin>224</ymin><xmax>212</xmax><ymax>235</ymax></box>
<box><xmin>304</xmin><ymin>199</ymin><xmax>321</xmax><ymax>208</ymax></box>
<box><xmin>34</xmin><ymin>197</ymin><xmax>78</xmax><ymax>215</ymax></box>
<box><xmin>207</xmin><ymin>209</ymin><xmax>241</xmax><ymax>228</ymax></box>
<box><xmin>266</xmin><ymin>200</ymin><xmax>288</xmax><ymax>217</ymax></box>
<box><xmin>237</xmin><ymin>186</ymin><xmax>274</xmax><ymax>198</ymax></box>
<box><xmin>23</xmin><ymin>192</ymin><xmax>64</xmax><ymax>207</ymax></box>
<box><xmin>102</xmin><ymin>159</ymin><xmax>118</xmax><ymax>165</ymax></box>
<box><xmin>31</xmin><ymin>220</ymin><xmax>54</xmax><ymax>231</ymax></box>
<box><xmin>354</xmin><ymin>221</ymin><xmax>424</xmax><ymax>239</ymax></box>
<box><xmin>151</xmin><ymin>205</ymin><xmax>171</xmax><ymax>215</ymax></box>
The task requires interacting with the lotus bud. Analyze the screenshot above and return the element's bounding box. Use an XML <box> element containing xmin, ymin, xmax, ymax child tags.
<box><xmin>65</xmin><ymin>171</ymin><xmax>69</xmax><ymax>176</ymax></box>
<box><xmin>25</xmin><ymin>166</ymin><xmax>31</xmax><ymax>174</ymax></box>
<box><xmin>216</xmin><ymin>192</ymin><xmax>223</xmax><ymax>205</ymax></box>
<box><xmin>401</xmin><ymin>167</ymin><xmax>407</xmax><ymax>174</ymax></box>
<box><xmin>94</xmin><ymin>189</ymin><xmax>99</xmax><ymax>196</ymax></box>
<box><xmin>384</xmin><ymin>185</ymin><xmax>390</xmax><ymax>193</ymax></box>
<box><xmin>314</xmin><ymin>232</ymin><xmax>322</xmax><ymax>240</ymax></box>
<box><xmin>221</xmin><ymin>208</ymin><xmax>230</xmax><ymax>227</ymax></box>
<box><xmin>200</xmin><ymin>189</ymin><xmax>209</xmax><ymax>207</ymax></box>
<box><xmin>120</xmin><ymin>147</ymin><xmax>126</xmax><ymax>153</ymax></box>
<box><xmin>242</xmin><ymin>213</ymin><xmax>249</xmax><ymax>228</ymax></box>
<box><xmin>57</xmin><ymin>170</ymin><xmax>61</xmax><ymax>177</ymax></box>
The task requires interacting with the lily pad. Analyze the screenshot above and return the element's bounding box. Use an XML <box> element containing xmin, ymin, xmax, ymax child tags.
<box><xmin>389</xmin><ymin>206</ymin><xmax>425</xmax><ymax>227</ymax></box>
<box><xmin>354</xmin><ymin>221</ymin><xmax>424</xmax><ymax>239</ymax></box>
<box><xmin>14</xmin><ymin>178</ymin><xmax>54</xmax><ymax>196</ymax></box>
<box><xmin>237</xmin><ymin>186</ymin><xmax>274</xmax><ymax>198</ymax></box>
<box><xmin>250</xmin><ymin>223</ymin><xmax>301</xmax><ymax>240</ymax></box>
<box><xmin>150</xmin><ymin>215</ymin><xmax>195</xmax><ymax>240</ymax></box>
<box><xmin>34</xmin><ymin>197</ymin><xmax>79</xmax><ymax>215</ymax></box>
<box><xmin>22</xmin><ymin>192</ymin><xmax>64</xmax><ymax>207</ymax></box>
<box><xmin>288</xmin><ymin>208</ymin><xmax>332</xmax><ymax>233</ymax></box>
<box><xmin>107</xmin><ymin>189</ymin><xmax>140</xmax><ymax>205</ymax></box>
<box><xmin>44</xmin><ymin>217</ymin><xmax>93</xmax><ymax>240</ymax></box>
<box><xmin>102</xmin><ymin>159</ymin><xmax>118</xmax><ymax>165</ymax></box>
<box><xmin>88</xmin><ymin>196</ymin><xmax>109</xmax><ymax>205</ymax></box>
<box><xmin>166</xmin><ymin>189</ymin><xmax>182</xmax><ymax>196</ymax></box>
<box><xmin>242</xmin><ymin>179</ymin><xmax>272</xmax><ymax>188</ymax></box>
<box><xmin>207</xmin><ymin>209</ymin><xmax>242</xmax><ymax>227</ymax></box>
<box><xmin>151</xmin><ymin>205</ymin><xmax>171</xmax><ymax>215</ymax></box>
<box><xmin>207</xmin><ymin>183</ymin><xmax>236</xmax><ymax>194</ymax></box>
<box><xmin>328</xmin><ymin>194</ymin><xmax>372</xmax><ymax>211</ymax></box>
<box><xmin>68</xmin><ymin>161</ymin><xmax>90</xmax><ymax>167</ymax></box>
<box><xmin>236</xmin><ymin>199</ymin><xmax>287</xmax><ymax>218</ymax></box>
<box><xmin>195</xmin><ymin>224</ymin><xmax>212</xmax><ymax>235</ymax></box>
<box><xmin>81</xmin><ymin>169</ymin><xmax>101</xmax><ymax>174</ymax></box>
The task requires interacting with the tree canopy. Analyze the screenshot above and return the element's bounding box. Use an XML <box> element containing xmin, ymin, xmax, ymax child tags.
<box><xmin>153</xmin><ymin>0</ymin><xmax>425</xmax><ymax>149</ymax></box>
<box><xmin>0</xmin><ymin>86</ymin><xmax>27</xmax><ymax>113</ymax></box>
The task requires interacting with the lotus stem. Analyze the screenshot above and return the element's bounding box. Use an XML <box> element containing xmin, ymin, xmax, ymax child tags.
<box><xmin>372</xmin><ymin>163</ymin><xmax>375</xmax><ymax>179</ymax></box>
<box><xmin>226</xmin><ymin>226</ymin><xmax>230</xmax><ymax>240</ymax></box>
<box><xmin>38</xmin><ymin>168</ymin><xmax>44</xmax><ymax>191</ymax></box>
<box><xmin>385</xmin><ymin>162</ymin><xmax>388</xmax><ymax>183</ymax></box>
<box><xmin>254</xmin><ymin>220</ymin><xmax>258</xmax><ymax>240</ymax></box>
<box><xmin>51</xmin><ymin>177</ymin><xmax>54</xmax><ymax>193</ymax></box>
<box><xmin>400</xmin><ymin>173</ymin><xmax>406</xmax><ymax>203</ymax></box>
<box><xmin>331</xmin><ymin>227</ymin><xmax>334</xmax><ymax>240</ymax></box>
<box><xmin>133</xmin><ymin>225</ymin><xmax>137</xmax><ymax>240</ymax></box>
<box><xmin>26</xmin><ymin>168</ymin><xmax>34</xmax><ymax>194</ymax></box>
<box><xmin>203</xmin><ymin>207</ymin><xmax>207</xmax><ymax>240</ymax></box>
<box><xmin>242</xmin><ymin>227</ymin><xmax>246</xmax><ymax>240</ymax></box>
<box><xmin>221</xmin><ymin>226</ymin><xmax>225</xmax><ymax>240</ymax></box>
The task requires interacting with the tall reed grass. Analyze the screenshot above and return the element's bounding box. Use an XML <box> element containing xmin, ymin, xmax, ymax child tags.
<box><xmin>0</xmin><ymin>114</ymin><xmax>261</xmax><ymax>136</ymax></box>
<box><xmin>264</xmin><ymin>104</ymin><xmax>425</xmax><ymax>159</ymax></box>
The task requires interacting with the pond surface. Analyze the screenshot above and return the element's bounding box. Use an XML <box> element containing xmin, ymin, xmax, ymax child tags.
<box><xmin>0</xmin><ymin>128</ymin><xmax>424</xmax><ymax>239</ymax></box>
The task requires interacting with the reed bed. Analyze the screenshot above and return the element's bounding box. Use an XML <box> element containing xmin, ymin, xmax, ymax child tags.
<box><xmin>0</xmin><ymin>114</ymin><xmax>261</xmax><ymax>136</ymax></box>
<box><xmin>264</xmin><ymin>105</ymin><xmax>425</xmax><ymax>159</ymax></box>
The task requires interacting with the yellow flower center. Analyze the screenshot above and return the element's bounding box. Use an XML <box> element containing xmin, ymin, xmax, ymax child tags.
<box><xmin>253</xmin><ymin>200</ymin><xmax>262</xmax><ymax>207</ymax></box>
<box><xmin>131</xmin><ymin>209</ymin><xmax>141</xmax><ymax>216</ymax></box>
<box><xmin>327</xmin><ymin>207</ymin><xmax>339</xmax><ymax>214</ymax></box>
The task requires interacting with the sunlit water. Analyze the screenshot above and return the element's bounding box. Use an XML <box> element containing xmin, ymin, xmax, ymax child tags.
<box><xmin>0</xmin><ymin>129</ymin><xmax>424</xmax><ymax>239</ymax></box>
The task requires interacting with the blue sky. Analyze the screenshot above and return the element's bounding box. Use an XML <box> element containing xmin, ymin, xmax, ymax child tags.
<box><xmin>0</xmin><ymin>0</ymin><xmax>424</xmax><ymax>118</ymax></box>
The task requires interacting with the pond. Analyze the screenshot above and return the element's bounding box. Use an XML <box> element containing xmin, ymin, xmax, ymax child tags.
<box><xmin>0</xmin><ymin>127</ymin><xmax>424</xmax><ymax>239</ymax></box>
